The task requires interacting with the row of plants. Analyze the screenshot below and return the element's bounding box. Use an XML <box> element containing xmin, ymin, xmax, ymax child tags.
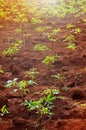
<box><xmin>0</xmin><ymin>1</ymin><xmax>86</xmax><ymax>128</ymax></box>
<box><xmin>0</xmin><ymin>0</ymin><xmax>86</xmax><ymax>23</ymax></box>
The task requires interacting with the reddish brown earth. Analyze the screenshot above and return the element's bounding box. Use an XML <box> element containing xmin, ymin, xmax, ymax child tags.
<box><xmin>0</xmin><ymin>14</ymin><xmax>86</xmax><ymax>130</ymax></box>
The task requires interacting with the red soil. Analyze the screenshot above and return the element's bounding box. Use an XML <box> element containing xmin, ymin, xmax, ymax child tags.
<box><xmin>0</xmin><ymin>14</ymin><xmax>86</xmax><ymax>130</ymax></box>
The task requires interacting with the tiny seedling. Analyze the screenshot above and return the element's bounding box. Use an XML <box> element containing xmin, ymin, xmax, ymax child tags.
<box><xmin>42</xmin><ymin>55</ymin><xmax>60</xmax><ymax>65</ymax></box>
<box><xmin>0</xmin><ymin>105</ymin><xmax>9</xmax><ymax>116</ymax></box>
<box><xmin>18</xmin><ymin>80</ymin><xmax>29</xmax><ymax>96</ymax></box>
<box><xmin>17</xmin><ymin>40</ymin><xmax>24</xmax><ymax>44</ymax></box>
<box><xmin>66</xmin><ymin>23</ymin><xmax>75</xmax><ymax>29</ymax></box>
<box><xmin>27</xmin><ymin>80</ymin><xmax>37</xmax><ymax>85</ymax></box>
<box><xmin>74</xmin><ymin>28</ymin><xmax>81</xmax><ymax>34</ymax></box>
<box><xmin>51</xmin><ymin>73</ymin><xmax>66</xmax><ymax>87</ymax></box>
<box><xmin>15</xmin><ymin>28</ymin><xmax>22</xmax><ymax>33</ymax></box>
<box><xmin>64</xmin><ymin>35</ymin><xmax>75</xmax><ymax>42</ymax></box>
<box><xmin>22</xmin><ymin>87</ymin><xmax>63</xmax><ymax>119</ymax></box>
<box><xmin>31</xmin><ymin>17</ymin><xmax>42</xmax><ymax>24</ymax></box>
<box><xmin>51</xmin><ymin>73</ymin><xmax>65</xmax><ymax>82</ymax></box>
<box><xmin>67</xmin><ymin>43</ymin><xmax>77</xmax><ymax>50</ymax></box>
<box><xmin>23</xmin><ymin>94</ymin><xmax>55</xmax><ymax>117</ymax></box>
<box><xmin>25</xmin><ymin>68</ymin><xmax>39</xmax><ymax>80</ymax></box>
<box><xmin>18</xmin><ymin>80</ymin><xmax>27</xmax><ymax>89</ymax></box>
<box><xmin>2</xmin><ymin>40</ymin><xmax>23</xmax><ymax>56</ymax></box>
<box><xmin>5</xmin><ymin>78</ymin><xmax>18</xmax><ymax>88</ymax></box>
<box><xmin>43</xmin><ymin>89</ymin><xmax>60</xmax><ymax>96</ymax></box>
<box><xmin>51</xmin><ymin>28</ymin><xmax>61</xmax><ymax>34</ymax></box>
<box><xmin>35</xmin><ymin>27</ymin><xmax>46</xmax><ymax>32</ymax></box>
<box><xmin>34</xmin><ymin>44</ymin><xmax>49</xmax><ymax>51</ymax></box>
<box><xmin>0</xmin><ymin>69</ymin><xmax>4</xmax><ymax>74</ymax></box>
<box><xmin>23</xmin><ymin>33</ymin><xmax>31</xmax><ymax>37</ymax></box>
<box><xmin>44</xmin><ymin>32</ymin><xmax>58</xmax><ymax>42</ymax></box>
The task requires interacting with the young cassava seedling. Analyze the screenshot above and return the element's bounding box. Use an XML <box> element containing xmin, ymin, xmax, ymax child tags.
<box><xmin>42</xmin><ymin>55</ymin><xmax>60</xmax><ymax>65</ymax></box>
<box><xmin>0</xmin><ymin>105</ymin><xmax>9</xmax><ymax>116</ymax></box>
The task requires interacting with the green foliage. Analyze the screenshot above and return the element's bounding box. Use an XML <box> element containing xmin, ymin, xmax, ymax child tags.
<box><xmin>42</xmin><ymin>55</ymin><xmax>60</xmax><ymax>65</ymax></box>
<box><xmin>43</xmin><ymin>89</ymin><xmax>60</xmax><ymax>96</ymax></box>
<box><xmin>23</xmin><ymin>88</ymin><xmax>63</xmax><ymax>117</ymax></box>
<box><xmin>2</xmin><ymin>40</ymin><xmax>23</xmax><ymax>56</ymax></box>
<box><xmin>74</xmin><ymin>28</ymin><xmax>81</xmax><ymax>34</ymax></box>
<box><xmin>31</xmin><ymin>17</ymin><xmax>42</xmax><ymax>24</ymax></box>
<box><xmin>0</xmin><ymin>69</ymin><xmax>4</xmax><ymax>74</ymax></box>
<box><xmin>35</xmin><ymin>27</ymin><xmax>46</xmax><ymax>32</ymax></box>
<box><xmin>23</xmin><ymin>33</ymin><xmax>32</xmax><ymax>37</ymax></box>
<box><xmin>0</xmin><ymin>0</ymin><xmax>29</xmax><ymax>22</ymax></box>
<box><xmin>67</xmin><ymin>43</ymin><xmax>77</xmax><ymax>50</ymax></box>
<box><xmin>5</xmin><ymin>78</ymin><xmax>30</xmax><ymax>96</ymax></box>
<box><xmin>5</xmin><ymin>78</ymin><xmax>18</xmax><ymax>88</ymax></box>
<box><xmin>25</xmin><ymin>68</ymin><xmax>39</xmax><ymax>80</ymax></box>
<box><xmin>15</xmin><ymin>28</ymin><xmax>22</xmax><ymax>33</ymax></box>
<box><xmin>51</xmin><ymin>28</ymin><xmax>61</xmax><ymax>34</ymax></box>
<box><xmin>27</xmin><ymin>80</ymin><xmax>37</xmax><ymax>85</ymax></box>
<box><xmin>0</xmin><ymin>105</ymin><xmax>9</xmax><ymax>115</ymax></box>
<box><xmin>0</xmin><ymin>0</ymin><xmax>86</xmax><ymax>23</ymax></box>
<box><xmin>23</xmin><ymin>93</ymin><xmax>56</xmax><ymax>116</ymax></box>
<box><xmin>44</xmin><ymin>32</ymin><xmax>58</xmax><ymax>42</ymax></box>
<box><xmin>34</xmin><ymin>44</ymin><xmax>49</xmax><ymax>51</ymax></box>
<box><xmin>65</xmin><ymin>35</ymin><xmax>75</xmax><ymax>42</ymax></box>
<box><xmin>66</xmin><ymin>23</ymin><xmax>75</xmax><ymax>29</ymax></box>
<box><xmin>18</xmin><ymin>80</ymin><xmax>27</xmax><ymax>89</ymax></box>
